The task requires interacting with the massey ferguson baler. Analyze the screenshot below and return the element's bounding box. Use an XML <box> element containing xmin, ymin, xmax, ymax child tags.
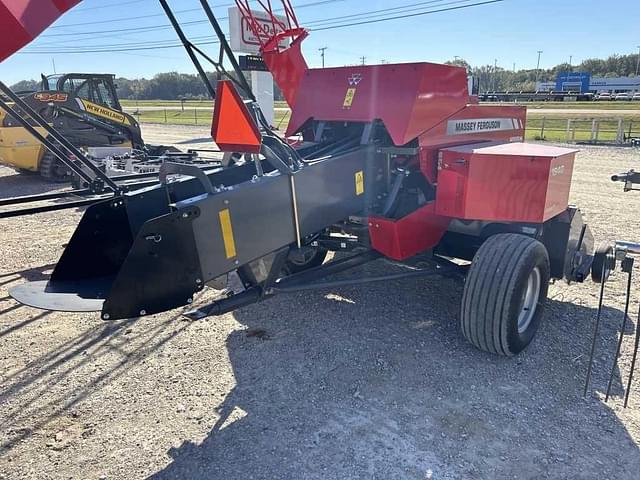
<box><xmin>4</xmin><ymin>0</ymin><xmax>595</xmax><ymax>356</ymax></box>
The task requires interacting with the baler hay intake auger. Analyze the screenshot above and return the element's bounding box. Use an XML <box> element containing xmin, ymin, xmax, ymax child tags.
<box><xmin>5</xmin><ymin>0</ymin><xmax>597</xmax><ymax>356</ymax></box>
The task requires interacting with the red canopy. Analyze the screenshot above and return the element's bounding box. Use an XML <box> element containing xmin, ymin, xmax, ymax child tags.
<box><xmin>0</xmin><ymin>0</ymin><xmax>82</xmax><ymax>62</ymax></box>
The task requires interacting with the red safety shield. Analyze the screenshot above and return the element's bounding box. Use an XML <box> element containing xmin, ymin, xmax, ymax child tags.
<box><xmin>0</xmin><ymin>0</ymin><xmax>82</xmax><ymax>62</ymax></box>
<box><xmin>211</xmin><ymin>80</ymin><xmax>262</xmax><ymax>154</ymax></box>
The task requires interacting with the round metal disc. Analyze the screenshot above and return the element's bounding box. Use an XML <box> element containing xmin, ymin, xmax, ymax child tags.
<box><xmin>9</xmin><ymin>280</ymin><xmax>108</xmax><ymax>312</ymax></box>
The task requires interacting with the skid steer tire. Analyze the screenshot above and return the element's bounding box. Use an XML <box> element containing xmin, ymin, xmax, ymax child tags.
<box><xmin>39</xmin><ymin>152</ymin><xmax>72</xmax><ymax>183</ymax></box>
<box><xmin>461</xmin><ymin>233</ymin><xmax>550</xmax><ymax>356</ymax></box>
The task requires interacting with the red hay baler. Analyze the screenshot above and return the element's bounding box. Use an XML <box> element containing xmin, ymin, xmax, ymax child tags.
<box><xmin>6</xmin><ymin>0</ymin><xmax>595</xmax><ymax>356</ymax></box>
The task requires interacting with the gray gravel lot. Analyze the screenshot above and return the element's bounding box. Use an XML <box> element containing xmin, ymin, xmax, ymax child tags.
<box><xmin>1</xmin><ymin>126</ymin><xmax>639</xmax><ymax>479</ymax></box>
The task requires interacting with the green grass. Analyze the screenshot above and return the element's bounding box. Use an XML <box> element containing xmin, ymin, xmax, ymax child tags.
<box><xmin>121</xmin><ymin>99</ymin><xmax>211</xmax><ymax>107</ymax></box>
<box><xmin>490</xmin><ymin>101</ymin><xmax>640</xmax><ymax>110</ymax></box>
<box><xmin>130</xmin><ymin>107</ymin><xmax>291</xmax><ymax>128</ymax></box>
<box><xmin>525</xmin><ymin>116</ymin><xmax>640</xmax><ymax>142</ymax></box>
<box><xmin>123</xmin><ymin>99</ymin><xmax>640</xmax><ymax>111</ymax></box>
<box><xmin>121</xmin><ymin>99</ymin><xmax>290</xmax><ymax>108</ymax></box>
<box><xmin>129</xmin><ymin>102</ymin><xmax>640</xmax><ymax>143</ymax></box>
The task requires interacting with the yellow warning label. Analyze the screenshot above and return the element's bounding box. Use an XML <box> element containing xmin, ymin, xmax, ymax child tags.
<box><xmin>81</xmin><ymin>100</ymin><xmax>130</xmax><ymax>125</ymax></box>
<box><xmin>218</xmin><ymin>208</ymin><xmax>237</xmax><ymax>259</ymax></box>
<box><xmin>343</xmin><ymin>88</ymin><xmax>356</xmax><ymax>108</ymax></box>
<box><xmin>355</xmin><ymin>170</ymin><xmax>364</xmax><ymax>196</ymax></box>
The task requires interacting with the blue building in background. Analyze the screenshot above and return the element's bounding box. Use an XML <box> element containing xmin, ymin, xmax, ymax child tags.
<box><xmin>539</xmin><ymin>72</ymin><xmax>640</xmax><ymax>93</ymax></box>
<box><xmin>556</xmin><ymin>73</ymin><xmax>591</xmax><ymax>93</ymax></box>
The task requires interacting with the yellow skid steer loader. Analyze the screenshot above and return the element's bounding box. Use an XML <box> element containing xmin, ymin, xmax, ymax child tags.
<box><xmin>0</xmin><ymin>73</ymin><xmax>144</xmax><ymax>182</ymax></box>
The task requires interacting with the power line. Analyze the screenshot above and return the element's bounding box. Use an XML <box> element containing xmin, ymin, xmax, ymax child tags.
<box><xmin>314</xmin><ymin>0</ymin><xmax>505</xmax><ymax>31</ymax></box>
<box><xmin>21</xmin><ymin>0</ymin><xmax>505</xmax><ymax>54</ymax></box>
<box><xmin>22</xmin><ymin>0</ymin><xmax>450</xmax><ymax>52</ymax></box>
<box><xmin>305</xmin><ymin>0</ymin><xmax>469</xmax><ymax>26</ymax></box>
<box><xmin>43</xmin><ymin>0</ymin><xmax>340</xmax><ymax>35</ymax></box>
<box><xmin>39</xmin><ymin>0</ymin><xmax>452</xmax><ymax>40</ymax></box>
<box><xmin>68</xmin><ymin>0</ymin><xmax>148</xmax><ymax>13</ymax></box>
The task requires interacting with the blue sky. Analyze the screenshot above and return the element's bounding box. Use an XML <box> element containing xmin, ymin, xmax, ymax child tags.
<box><xmin>1</xmin><ymin>0</ymin><xmax>638</xmax><ymax>84</ymax></box>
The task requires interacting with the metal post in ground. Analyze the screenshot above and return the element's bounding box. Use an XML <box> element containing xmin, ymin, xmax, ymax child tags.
<box><xmin>566</xmin><ymin>119</ymin><xmax>572</xmax><ymax>143</ymax></box>
<box><xmin>624</xmin><ymin>303</ymin><xmax>640</xmax><ymax>408</ymax></box>
<box><xmin>591</xmin><ymin>119</ymin><xmax>597</xmax><ymax>143</ymax></box>
<box><xmin>605</xmin><ymin>257</ymin><xmax>634</xmax><ymax>402</ymax></box>
<box><xmin>584</xmin><ymin>273</ymin><xmax>608</xmax><ymax>397</ymax></box>
<box><xmin>540</xmin><ymin>117</ymin><xmax>546</xmax><ymax>139</ymax></box>
<box><xmin>616</xmin><ymin>118</ymin><xmax>624</xmax><ymax>144</ymax></box>
<box><xmin>195</xmin><ymin>108</ymin><xmax>198</xmax><ymax>125</ymax></box>
<box><xmin>164</xmin><ymin>108</ymin><xmax>167</xmax><ymax>123</ymax></box>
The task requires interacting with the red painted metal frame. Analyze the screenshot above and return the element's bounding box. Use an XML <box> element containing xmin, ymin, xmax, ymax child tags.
<box><xmin>0</xmin><ymin>0</ymin><xmax>81</xmax><ymax>62</ymax></box>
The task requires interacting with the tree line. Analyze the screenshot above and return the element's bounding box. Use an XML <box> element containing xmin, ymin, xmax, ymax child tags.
<box><xmin>448</xmin><ymin>53</ymin><xmax>640</xmax><ymax>92</ymax></box>
<box><xmin>9</xmin><ymin>52</ymin><xmax>640</xmax><ymax>98</ymax></box>
<box><xmin>9</xmin><ymin>71</ymin><xmax>286</xmax><ymax>101</ymax></box>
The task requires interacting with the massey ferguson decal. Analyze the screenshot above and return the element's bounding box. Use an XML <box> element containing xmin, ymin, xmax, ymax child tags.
<box><xmin>446</xmin><ymin>118</ymin><xmax>523</xmax><ymax>135</ymax></box>
<box><xmin>348</xmin><ymin>73</ymin><xmax>362</xmax><ymax>86</ymax></box>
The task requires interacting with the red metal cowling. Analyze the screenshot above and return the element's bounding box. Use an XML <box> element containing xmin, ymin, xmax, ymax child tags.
<box><xmin>286</xmin><ymin>63</ymin><xmax>469</xmax><ymax>146</ymax></box>
<box><xmin>0</xmin><ymin>0</ymin><xmax>81</xmax><ymax>62</ymax></box>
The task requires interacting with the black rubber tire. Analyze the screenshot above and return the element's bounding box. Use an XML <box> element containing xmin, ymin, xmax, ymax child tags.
<box><xmin>284</xmin><ymin>245</ymin><xmax>328</xmax><ymax>274</ymax></box>
<box><xmin>461</xmin><ymin>233</ymin><xmax>550</xmax><ymax>356</ymax></box>
<box><xmin>39</xmin><ymin>152</ymin><xmax>72</xmax><ymax>183</ymax></box>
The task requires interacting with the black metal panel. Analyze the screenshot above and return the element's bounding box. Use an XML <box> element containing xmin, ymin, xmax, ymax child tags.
<box><xmin>102</xmin><ymin>207</ymin><xmax>204</xmax><ymax>320</ymax></box>
<box><xmin>541</xmin><ymin>207</ymin><xmax>593</xmax><ymax>280</ymax></box>
<box><xmin>51</xmin><ymin>198</ymin><xmax>133</xmax><ymax>282</ymax></box>
<box><xmin>124</xmin><ymin>186</ymin><xmax>172</xmax><ymax>236</ymax></box>
<box><xmin>189</xmin><ymin>174</ymin><xmax>296</xmax><ymax>280</ymax></box>
<box><xmin>295</xmin><ymin>146</ymin><xmax>378</xmax><ymax>236</ymax></box>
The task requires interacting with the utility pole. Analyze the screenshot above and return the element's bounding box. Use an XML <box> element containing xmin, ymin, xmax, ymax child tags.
<box><xmin>569</xmin><ymin>55</ymin><xmax>572</xmax><ymax>71</ymax></box>
<box><xmin>51</xmin><ymin>58</ymin><xmax>56</xmax><ymax>74</ymax></box>
<box><xmin>535</xmin><ymin>50</ymin><xmax>543</xmax><ymax>87</ymax></box>
<box><xmin>636</xmin><ymin>46</ymin><xmax>640</xmax><ymax>76</ymax></box>
<box><xmin>513</xmin><ymin>62</ymin><xmax>516</xmax><ymax>72</ymax></box>
<box><xmin>360</xmin><ymin>56</ymin><xmax>366</xmax><ymax>66</ymax></box>
<box><xmin>493</xmin><ymin>58</ymin><xmax>498</xmax><ymax>91</ymax></box>
<box><xmin>318</xmin><ymin>47</ymin><xmax>327</xmax><ymax>68</ymax></box>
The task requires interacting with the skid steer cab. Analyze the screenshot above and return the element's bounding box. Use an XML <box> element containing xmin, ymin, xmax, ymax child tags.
<box><xmin>0</xmin><ymin>73</ymin><xmax>143</xmax><ymax>182</ymax></box>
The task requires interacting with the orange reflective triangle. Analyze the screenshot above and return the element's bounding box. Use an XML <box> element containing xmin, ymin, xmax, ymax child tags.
<box><xmin>211</xmin><ymin>80</ymin><xmax>262</xmax><ymax>154</ymax></box>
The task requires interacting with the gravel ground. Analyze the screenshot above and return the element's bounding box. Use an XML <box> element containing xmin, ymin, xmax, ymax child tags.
<box><xmin>1</xmin><ymin>126</ymin><xmax>640</xmax><ymax>479</ymax></box>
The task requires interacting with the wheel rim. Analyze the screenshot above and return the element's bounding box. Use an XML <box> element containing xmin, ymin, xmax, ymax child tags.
<box><xmin>289</xmin><ymin>248</ymin><xmax>318</xmax><ymax>266</ymax></box>
<box><xmin>517</xmin><ymin>266</ymin><xmax>541</xmax><ymax>334</ymax></box>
